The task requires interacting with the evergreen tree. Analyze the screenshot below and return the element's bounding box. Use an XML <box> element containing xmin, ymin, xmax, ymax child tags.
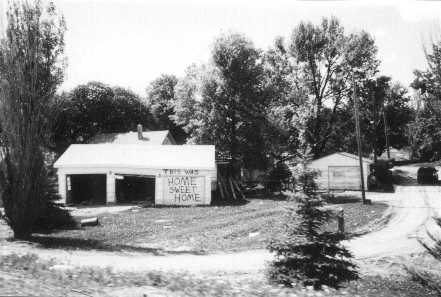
<box><xmin>268</xmin><ymin>151</ymin><xmax>358</xmax><ymax>289</ymax></box>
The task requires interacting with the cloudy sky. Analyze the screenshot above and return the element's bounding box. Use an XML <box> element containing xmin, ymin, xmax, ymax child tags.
<box><xmin>2</xmin><ymin>0</ymin><xmax>441</xmax><ymax>95</ymax></box>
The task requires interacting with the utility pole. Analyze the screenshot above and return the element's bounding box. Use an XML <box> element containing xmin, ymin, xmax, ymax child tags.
<box><xmin>372</xmin><ymin>88</ymin><xmax>378</xmax><ymax>164</ymax></box>
<box><xmin>353</xmin><ymin>75</ymin><xmax>367</xmax><ymax>204</ymax></box>
<box><xmin>383</xmin><ymin>104</ymin><xmax>391</xmax><ymax>159</ymax></box>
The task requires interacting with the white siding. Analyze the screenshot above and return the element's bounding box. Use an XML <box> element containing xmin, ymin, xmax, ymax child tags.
<box><xmin>308</xmin><ymin>153</ymin><xmax>371</xmax><ymax>191</ymax></box>
<box><xmin>56</xmin><ymin>166</ymin><xmax>216</xmax><ymax>205</ymax></box>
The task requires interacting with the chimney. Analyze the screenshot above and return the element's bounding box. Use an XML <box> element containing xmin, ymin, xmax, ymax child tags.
<box><xmin>137</xmin><ymin>124</ymin><xmax>143</xmax><ymax>140</ymax></box>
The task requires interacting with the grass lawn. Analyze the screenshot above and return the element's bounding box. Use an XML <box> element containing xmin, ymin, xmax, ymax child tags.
<box><xmin>0</xmin><ymin>252</ymin><xmax>438</xmax><ymax>297</ymax></box>
<box><xmin>29</xmin><ymin>197</ymin><xmax>389</xmax><ymax>253</ymax></box>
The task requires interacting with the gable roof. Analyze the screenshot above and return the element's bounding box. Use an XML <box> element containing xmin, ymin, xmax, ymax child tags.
<box><xmin>313</xmin><ymin>152</ymin><xmax>372</xmax><ymax>164</ymax></box>
<box><xmin>54</xmin><ymin>144</ymin><xmax>215</xmax><ymax>170</ymax></box>
<box><xmin>88</xmin><ymin>130</ymin><xmax>175</xmax><ymax>145</ymax></box>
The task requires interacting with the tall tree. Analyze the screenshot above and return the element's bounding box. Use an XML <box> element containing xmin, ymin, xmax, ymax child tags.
<box><xmin>174</xmin><ymin>33</ymin><xmax>269</xmax><ymax>171</ymax></box>
<box><xmin>350</xmin><ymin>77</ymin><xmax>414</xmax><ymax>157</ymax></box>
<box><xmin>146</xmin><ymin>74</ymin><xmax>187</xmax><ymax>143</ymax></box>
<box><xmin>288</xmin><ymin>17</ymin><xmax>379</xmax><ymax>157</ymax></box>
<box><xmin>308</xmin><ymin>79</ymin><xmax>414</xmax><ymax>158</ymax></box>
<box><xmin>0</xmin><ymin>0</ymin><xmax>66</xmax><ymax>238</ymax></box>
<box><xmin>262</xmin><ymin>37</ymin><xmax>307</xmax><ymax>160</ymax></box>
<box><xmin>52</xmin><ymin>81</ymin><xmax>156</xmax><ymax>153</ymax></box>
<box><xmin>410</xmin><ymin>39</ymin><xmax>441</xmax><ymax>160</ymax></box>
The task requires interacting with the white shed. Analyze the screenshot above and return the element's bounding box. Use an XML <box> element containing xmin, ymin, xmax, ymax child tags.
<box><xmin>308</xmin><ymin>152</ymin><xmax>372</xmax><ymax>191</ymax></box>
<box><xmin>54</xmin><ymin>144</ymin><xmax>216</xmax><ymax>206</ymax></box>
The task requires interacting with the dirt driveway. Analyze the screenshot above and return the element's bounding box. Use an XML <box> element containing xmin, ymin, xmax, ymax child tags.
<box><xmin>347</xmin><ymin>185</ymin><xmax>441</xmax><ymax>259</ymax></box>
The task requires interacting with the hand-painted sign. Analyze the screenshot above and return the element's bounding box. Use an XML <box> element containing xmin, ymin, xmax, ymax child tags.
<box><xmin>162</xmin><ymin>169</ymin><xmax>199</xmax><ymax>176</ymax></box>
<box><xmin>162</xmin><ymin>169</ymin><xmax>205</xmax><ymax>205</ymax></box>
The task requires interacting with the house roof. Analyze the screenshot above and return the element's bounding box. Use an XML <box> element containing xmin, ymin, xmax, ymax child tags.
<box><xmin>54</xmin><ymin>144</ymin><xmax>216</xmax><ymax>170</ymax></box>
<box><xmin>88</xmin><ymin>130</ymin><xmax>174</xmax><ymax>145</ymax></box>
<box><xmin>338</xmin><ymin>152</ymin><xmax>372</xmax><ymax>163</ymax></box>
<box><xmin>313</xmin><ymin>152</ymin><xmax>372</xmax><ymax>164</ymax></box>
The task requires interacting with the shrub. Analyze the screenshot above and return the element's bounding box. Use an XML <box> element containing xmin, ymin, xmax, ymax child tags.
<box><xmin>266</xmin><ymin>162</ymin><xmax>292</xmax><ymax>192</ymax></box>
<box><xmin>267</xmin><ymin>167</ymin><xmax>358</xmax><ymax>290</ymax></box>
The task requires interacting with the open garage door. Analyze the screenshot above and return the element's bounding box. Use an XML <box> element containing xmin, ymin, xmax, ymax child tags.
<box><xmin>68</xmin><ymin>174</ymin><xmax>106</xmax><ymax>204</ymax></box>
<box><xmin>115</xmin><ymin>175</ymin><xmax>155</xmax><ymax>204</ymax></box>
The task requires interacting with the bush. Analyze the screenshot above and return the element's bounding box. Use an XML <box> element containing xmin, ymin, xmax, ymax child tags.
<box><xmin>265</xmin><ymin>162</ymin><xmax>292</xmax><ymax>192</ymax></box>
<box><xmin>267</xmin><ymin>168</ymin><xmax>358</xmax><ymax>290</ymax></box>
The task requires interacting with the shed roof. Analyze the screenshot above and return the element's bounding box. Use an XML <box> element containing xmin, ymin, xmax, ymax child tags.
<box><xmin>54</xmin><ymin>144</ymin><xmax>215</xmax><ymax>170</ymax></box>
<box><xmin>312</xmin><ymin>152</ymin><xmax>372</xmax><ymax>164</ymax></box>
<box><xmin>88</xmin><ymin>130</ymin><xmax>174</xmax><ymax>145</ymax></box>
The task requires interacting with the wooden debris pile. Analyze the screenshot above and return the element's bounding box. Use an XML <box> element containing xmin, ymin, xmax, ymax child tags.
<box><xmin>215</xmin><ymin>161</ymin><xmax>246</xmax><ymax>203</ymax></box>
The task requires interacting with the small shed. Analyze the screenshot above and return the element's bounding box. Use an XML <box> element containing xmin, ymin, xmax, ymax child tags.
<box><xmin>54</xmin><ymin>144</ymin><xmax>216</xmax><ymax>206</ymax></box>
<box><xmin>308</xmin><ymin>152</ymin><xmax>372</xmax><ymax>191</ymax></box>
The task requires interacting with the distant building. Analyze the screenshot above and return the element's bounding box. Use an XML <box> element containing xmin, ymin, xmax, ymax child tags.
<box><xmin>378</xmin><ymin>147</ymin><xmax>411</xmax><ymax>161</ymax></box>
<box><xmin>308</xmin><ymin>152</ymin><xmax>372</xmax><ymax>191</ymax></box>
<box><xmin>88</xmin><ymin>125</ymin><xmax>176</xmax><ymax>145</ymax></box>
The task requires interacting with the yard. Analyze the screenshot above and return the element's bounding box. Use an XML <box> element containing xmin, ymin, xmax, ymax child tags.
<box><xmin>3</xmin><ymin>191</ymin><xmax>440</xmax><ymax>297</ymax></box>
<box><xmin>25</xmin><ymin>197</ymin><xmax>389</xmax><ymax>253</ymax></box>
<box><xmin>0</xmin><ymin>193</ymin><xmax>396</xmax><ymax>296</ymax></box>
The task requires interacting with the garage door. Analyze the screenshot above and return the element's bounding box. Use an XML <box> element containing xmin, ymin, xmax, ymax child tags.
<box><xmin>115</xmin><ymin>175</ymin><xmax>155</xmax><ymax>203</ymax></box>
<box><xmin>68</xmin><ymin>174</ymin><xmax>107</xmax><ymax>204</ymax></box>
<box><xmin>328</xmin><ymin>166</ymin><xmax>361</xmax><ymax>190</ymax></box>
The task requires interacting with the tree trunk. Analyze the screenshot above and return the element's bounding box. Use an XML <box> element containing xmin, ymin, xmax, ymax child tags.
<box><xmin>230</xmin><ymin>107</ymin><xmax>239</xmax><ymax>179</ymax></box>
<box><xmin>12</xmin><ymin>227</ymin><xmax>32</xmax><ymax>240</ymax></box>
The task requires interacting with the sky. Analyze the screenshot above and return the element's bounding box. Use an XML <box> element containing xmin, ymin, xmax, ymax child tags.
<box><xmin>1</xmin><ymin>0</ymin><xmax>441</xmax><ymax>96</ymax></box>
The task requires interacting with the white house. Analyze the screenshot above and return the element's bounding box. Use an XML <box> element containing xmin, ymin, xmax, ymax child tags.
<box><xmin>308</xmin><ymin>152</ymin><xmax>372</xmax><ymax>191</ymax></box>
<box><xmin>54</xmin><ymin>144</ymin><xmax>216</xmax><ymax>206</ymax></box>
